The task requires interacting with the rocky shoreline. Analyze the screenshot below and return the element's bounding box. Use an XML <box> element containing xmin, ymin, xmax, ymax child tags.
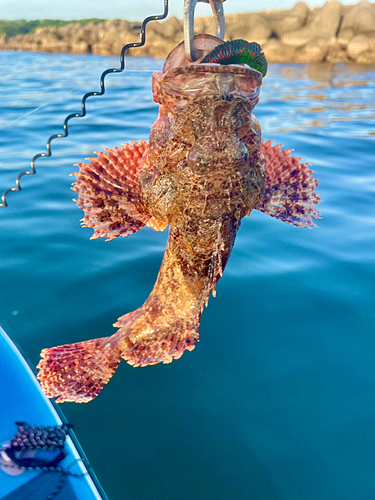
<box><xmin>1</xmin><ymin>0</ymin><xmax>375</xmax><ymax>64</ymax></box>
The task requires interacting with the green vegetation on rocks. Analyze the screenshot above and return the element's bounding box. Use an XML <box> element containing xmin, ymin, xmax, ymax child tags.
<box><xmin>0</xmin><ymin>18</ymin><xmax>109</xmax><ymax>38</ymax></box>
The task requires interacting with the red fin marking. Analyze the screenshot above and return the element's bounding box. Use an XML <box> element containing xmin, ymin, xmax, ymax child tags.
<box><xmin>37</xmin><ymin>336</ymin><xmax>122</xmax><ymax>403</ymax></box>
<box><xmin>256</xmin><ymin>140</ymin><xmax>321</xmax><ymax>228</ymax></box>
<box><xmin>71</xmin><ymin>140</ymin><xmax>155</xmax><ymax>241</ymax></box>
<box><xmin>146</xmin><ymin>217</ymin><xmax>168</xmax><ymax>231</ymax></box>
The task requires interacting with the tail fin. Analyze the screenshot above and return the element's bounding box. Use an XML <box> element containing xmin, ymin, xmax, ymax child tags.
<box><xmin>37</xmin><ymin>335</ymin><xmax>122</xmax><ymax>403</ymax></box>
<box><xmin>37</xmin><ymin>315</ymin><xmax>200</xmax><ymax>402</ymax></box>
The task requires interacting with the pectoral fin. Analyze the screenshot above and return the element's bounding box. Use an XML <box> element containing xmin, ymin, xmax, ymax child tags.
<box><xmin>256</xmin><ymin>140</ymin><xmax>321</xmax><ymax>228</ymax></box>
<box><xmin>72</xmin><ymin>140</ymin><xmax>167</xmax><ymax>241</ymax></box>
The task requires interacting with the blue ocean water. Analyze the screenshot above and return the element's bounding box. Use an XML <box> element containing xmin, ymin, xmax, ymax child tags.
<box><xmin>1</xmin><ymin>50</ymin><xmax>375</xmax><ymax>500</ymax></box>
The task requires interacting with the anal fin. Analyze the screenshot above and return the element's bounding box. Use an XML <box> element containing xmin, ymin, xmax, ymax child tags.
<box><xmin>114</xmin><ymin>308</ymin><xmax>199</xmax><ymax>368</ymax></box>
<box><xmin>256</xmin><ymin>140</ymin><xmax>321</xmax><ymax>228</ymax></box>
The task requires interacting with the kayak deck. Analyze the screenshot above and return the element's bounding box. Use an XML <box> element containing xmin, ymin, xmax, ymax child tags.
<box><xmin>0</xmin><ymin>326</ymin><xmax>108</xmax><ymax>500</ymax></box>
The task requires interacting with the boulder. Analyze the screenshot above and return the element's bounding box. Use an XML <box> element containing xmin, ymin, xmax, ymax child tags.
<box><xmin>337</xmin><ymin>27</ymin><xmax>354</xmax><ymax>48</ymax></box>
<box><xmin>103</xmin><ymin>20</ymin><xmax>115</xmax><ymax>31</ymax></box>
<box><xmin>118</xmin><ymin>19</ymin><xmax>130</xmax><ymax>32</ymax></box>
<box><xmin>200</xmin><ymin>14</ymin><xmax>217</xmax><ymax>35</ymax></box>
<box><xmin>246</xmin><ymin>23</ymin><xmax>273</xmax><ymax>45</ymax></box>
<box><xmin>281</xmin><ymin>0</ymin><xmax>342</xmax><ymax>47</ymax></box>
<box><xmin>346</xmin><ymin>32</ymin><xmax>375</xmax><ymax>60</ymax></box>
<box><xmin>281</xmin><ymin>27</ymin><xmax>329</xmax><ymax>47</ymax></box>
<box><xmin>291</xmin><ymin>1</ymin><xmax>310</xmax><ymax>19</ymax></box>
<box><xmin>68</xmin><ymin>27</ymin><xmax>87</xmax><ymax>44</ymax></box>
<box><xmin>57</xmin><ymin>22</ymin><xmax>81</xmax><ymax>39</ymax></box>
<box><xmin>295</xmin><ymin>36</ymin><xmax>330</xmax><ymax>63</ymax></box>
<box><xmin>271</xmin><ymin>15</ymin><xmax>305</xmax><ymax>38</ymax></box>
<box><xmin>309</xmin><ymin>0</ymin><xmax>342</xmax><ymax>35</ymax></box>
<box><xmin>143</xmin><ymin>26</ymin><xmax>166</xmax><ymax>45</ymax></box>
<box><xmin>326</xmin><ymin>39</ymin><xmax>350</xmax><ymax>62</ymax></box>
<box><xmin>117</xmin><ymin>29</ymin><xmax>139</xmax><ymax>45</ymax></box>
<box><xmin>91</xmin><ymin>42</ymin><xmax>113</xmax><ymax>56</ymax></box>
<box><xmin>173</xmin><ymin>31</ymin><xmax>184</xmax><ymax>46</ymax></box>
<box><xmin>94</xmin><ymin>22</ymin><xmax>110</xmax><ymax>42</ymax></box>
<box><xmin>263</xmin><ymin>39</ymin><xmax>298</xmax><ymax>63</ymax></box>
<box><xmin>70</xmin><ymin>41</ymin><xmax>90</xmax><ymax>54</ymax></box>
<box><xmin>157</xmin><ymin>16</ymin><xmax>182</xmax><ymax>38</ymax></box>
<box><xmin>79</xmin><ymin>22</ymin><xmax>99</xmax><ymax>44</ymax></box>
<box><xmin>306</xmin><ymin>5</ymin><xmax>321</xmax><ymax>26</ymax></box>
<box><xmin>356</xmin><ymin>51</ymin><xmax>375</xmax><ymax>63</ymax></box>
<box><xmin>147</xmin><ymin>38</ymin><xmax>176</xmax><ymax>58</ymax></box>
<box><xmin>27</xmin><ymin>43</ymin><xmax>43</xmax><ymax>52</ymax></box>
<box><xmin>99</xmin><ymin>26</ymin><xmax>121</xmax><ymax>46</ymax></box>
<box><xmin>341</xmin><ymin>0</ymin><xmax>375</xmax><ymax>35</ymax></box>
<box><xmin>193</xmin><ymin>17</ymin><xmax>206</xmax><ymax>34</ymax></box>
<box><xmin>38</xmin><ymin>31</ymin><xmax>71</xmax><ymax>53</ymax></box>
<box><xmin>269</xmin><ymin>2</ymin><xmax>310</xmax><ymax>38</ymax></box>
<box><xmin>226</xmin><ymin>13</ymin><xmax>272</xmax><ymax>42</ymax></box>
<box><xmin>33</xmin><ymin>26</ymin><xmax>54</xmax><ymax>37</ymax></box>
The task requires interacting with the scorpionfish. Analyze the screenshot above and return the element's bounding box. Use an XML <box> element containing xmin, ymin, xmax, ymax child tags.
<box><xmin>37</xmin><ymin>35</ymin><xmax>321</xmax><ymax>403</ymax></box>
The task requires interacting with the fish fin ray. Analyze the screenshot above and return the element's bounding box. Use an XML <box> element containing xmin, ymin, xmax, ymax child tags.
<box><xmin>37</xmin><ymin>336</ymin><xmax>122</xmax><ymax>403</ymax></box>
<box><xmin>202</xmin><ymin>216</ymin><xmax>237</xmax><ymax>308</ymax></box>
<box><xmin>114</xmin><ymin>311</ymin><xmax>199</xmax><ymax>368</ymax></box>
<box><xmin>256</xmin><ymin>139</ymin><xmax>321</xmax><ymax>228</ymax></box>
<box><xmin>72</xmin><ymin>140</ymin><xmax>152</xmax><ymax>241</ymax></box>
<box><xmin>146</xmin><ymin>217</ymin><xmax>168</xmax><ymax>231</ymax></box>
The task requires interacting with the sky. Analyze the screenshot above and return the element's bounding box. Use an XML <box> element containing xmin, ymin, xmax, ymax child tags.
<box><xmin>0</xmin><ymin>0</ymin><xmax>359</xmax><ymax>21</ymax></box>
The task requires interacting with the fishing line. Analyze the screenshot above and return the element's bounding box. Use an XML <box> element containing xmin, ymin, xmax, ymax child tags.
<box><xmin>121</xmin><ymin>69</ymin><xmax>158</xmax><ymax>72</ymax></box>
<box><xmin>1</xmin><ymin>67</ymin><xmax>159</xmax><ymax>131</ymax></box>
<box><xmin>0</xmin><ymin>88</ymin><xmax>78</xmax><ymax>131</ymax></box>
<box><xmin>0</xmin><ymin>0</ymin><xmax>168</xmax><ymax>208</ymax></box>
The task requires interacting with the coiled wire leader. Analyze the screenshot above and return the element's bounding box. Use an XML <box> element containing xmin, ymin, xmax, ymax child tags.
<box><xmin>0</xmin><ymin>0</ymin><xmax>169</xmax><ymax>207</ymax></box>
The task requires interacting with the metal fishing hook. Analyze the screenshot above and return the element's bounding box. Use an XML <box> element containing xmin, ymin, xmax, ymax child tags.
<box><xmin>184</xmin><ymin>0</ymin><xmax>225</xmax><ymax>62</ymax></box>
<box><xmin>0</xmin><ymin>0</ymin><xmax>169</xmax><ymax>208</ymax></box>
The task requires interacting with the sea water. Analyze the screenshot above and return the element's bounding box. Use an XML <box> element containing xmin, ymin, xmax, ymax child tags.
<box><xmin>1</xmin><ymin>50</ymin><xmax>375</xmax><ymax>500</ymax></box>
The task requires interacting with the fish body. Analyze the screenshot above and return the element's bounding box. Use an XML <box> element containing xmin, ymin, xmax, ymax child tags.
<box><xmin>37</xmin><ymin>35</ymin><xmax>321</xmax><ymax>403</ymax></box>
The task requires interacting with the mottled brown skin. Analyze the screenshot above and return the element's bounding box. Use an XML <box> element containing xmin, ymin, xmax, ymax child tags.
<box><xmin>37</xmin><ymin>36</ymin><xmax>321</xmax><ymax>403</ymax></box>
<box><xmin>115</xmin><ymin>68</ymin><xmax>265</xmax><ymax>366</ymax></box>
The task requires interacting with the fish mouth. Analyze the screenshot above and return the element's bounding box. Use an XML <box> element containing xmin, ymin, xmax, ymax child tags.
<box><xmin>152</xmin><ymin>35</ymin><xmax>262</xmax><ymax>105</ymax></box>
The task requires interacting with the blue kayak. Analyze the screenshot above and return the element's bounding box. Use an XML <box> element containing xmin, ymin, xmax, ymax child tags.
<box><xmin>0</xmin><ymin>326</ymin><xmax>108</xmax><ymax>500</ymax></box>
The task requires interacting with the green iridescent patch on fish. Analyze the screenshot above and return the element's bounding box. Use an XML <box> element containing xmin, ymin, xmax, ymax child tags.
<box><xmin>201</xmin><ymin>39</ymin><xmax>268</xmax><ymax>77</ymax></box>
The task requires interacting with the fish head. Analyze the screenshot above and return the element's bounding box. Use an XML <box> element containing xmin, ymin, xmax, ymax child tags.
<box><xmin>152</xmin><ymin>34</ymin><xmax>263</xmax><ymax>110</ymax></box>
